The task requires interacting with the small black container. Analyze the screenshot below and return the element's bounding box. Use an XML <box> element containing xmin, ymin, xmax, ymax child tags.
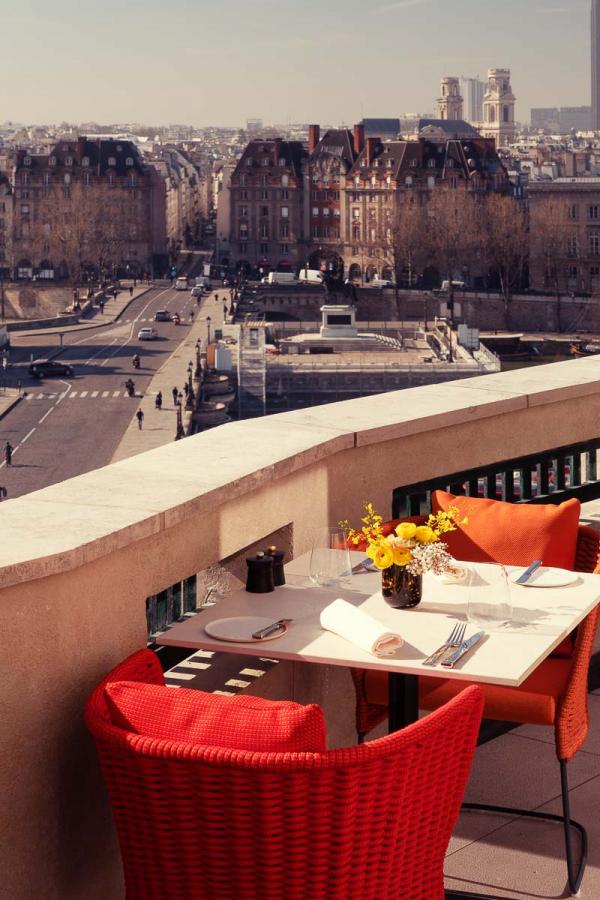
<box><xmin>266</xmin><ymin>545</ymin><xmax>286</xmax><ymax>587</ymax></box>
<box><xmin>245</xmin><ymin>552</ymin><xmax>275</xmax><ymax>593</ymax></box>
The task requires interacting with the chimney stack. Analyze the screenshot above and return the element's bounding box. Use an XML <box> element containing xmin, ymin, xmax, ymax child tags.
<box><xmin>353</xmin><ymin>123</ymin><xmax>365</xmax><ymax>154</ymax></box>
<box><xmin>308</xmin><ymin>124</ymin><xmax>320</xmax><ymax>153</ymax></box>
<box><xmin>366</xmin><ymin>137</ymin><xmax>379</xmax><ymax>166</ymax></box>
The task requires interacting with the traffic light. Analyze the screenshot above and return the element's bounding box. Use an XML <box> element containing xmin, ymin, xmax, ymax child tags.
<box><xmin>170</xmin><ymin>266</ymin><xmax>177</xmax><ymax>277</ymax></box>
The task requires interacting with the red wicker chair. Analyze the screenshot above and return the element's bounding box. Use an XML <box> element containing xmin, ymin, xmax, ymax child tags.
<box><xmin>350</xmin><ymin>516</ymin><xmax>600</xmax><ymax>895</ymax></box>
<box><xmin>86</xmin><ymin>649</ymin><xmax>483</xmax><ymax>900</ymax></box>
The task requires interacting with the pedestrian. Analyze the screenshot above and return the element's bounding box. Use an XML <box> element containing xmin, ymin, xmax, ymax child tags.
<box><xmin>129</xmin><ymin>286</ymin><xmax>134</xmax><ymax>298</ymax></box>
<box><xmin>113</xmin><ymin>289</ymin><xmax>117</xmax><ymax>301</ymax></box>
<box><xmin>99</xmin><ymin>299</ymin><xmax>104</xmax><ymax>314</ymax></box>
<box><xmin>183</xmin><ymin>381</ymin><xmax>189</xmax><ymax>397</ymax></box>
<box><xmin>155</xmin><ymin>391</ymin><xmax>162</xmax><ymax>411</ymax></box>
<box><xmin>189</xmin><ymin>310</ymin><xmax>195</xmax><ymax>323</ymax></box>
<box><xmin>172</xmin><ymin>386</ymin><xmax>178</xmax><ymax>406</ymax></box>
<box><xmin>136</xmin><ymin>409</ymin><xmax>144</xmax><ymax>430</ymax></box>
<box><xmin>5</xmin><ymin>441</ymin><xmax>13</xmax><ymax>466</ymax></box>
<box><xmin>215</xmin><ymin>294</ymin><xmax>220</xmax><ymax>304</ymax></box>
<box><xmin>223</xmin><ymin>303</ymin><xmax>228</xmax><ymax>317</ymax></box>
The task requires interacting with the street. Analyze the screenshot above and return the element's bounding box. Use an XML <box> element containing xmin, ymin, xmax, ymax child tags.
<box><xmin>0</xmin><ymin>283</ymin><xmax>204</xmax><ymax>498</ymax></box>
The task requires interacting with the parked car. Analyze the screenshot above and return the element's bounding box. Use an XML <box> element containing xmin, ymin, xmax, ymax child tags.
<box><xmin>137</xmin><ymin>327</ymin><xmax>158</xmax><ymax>340</ymax></box>
<box><xmin>154</xmin><ymin>310</ymin><xmax>171</xmax><ymax>322</ymax></box>
<box><xmin>29</xmin><ymin>359</ymin><xmax>74</xmax><ymax>378</ymax></box>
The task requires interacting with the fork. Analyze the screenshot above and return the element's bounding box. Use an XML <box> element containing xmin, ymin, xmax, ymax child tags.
<box><xmin>422</xmin><ymin>623</ymin><xmax>466</xmax><ymax>667</ymax></box>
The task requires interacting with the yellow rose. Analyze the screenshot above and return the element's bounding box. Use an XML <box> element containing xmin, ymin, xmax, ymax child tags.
<box><xmin>395</xmin><ymin>522</ymin><xmax>417</xmax><ymax>540</ymax></box>
<box><xmin>415</xmin><ymin>526</ymin><xmax>437</xmax><ymax>544</ymax></box>
<box><xmin>392</xmin><ymin>547</ymin><xmax>412</xmax><ymax>566</ymax></box>
<box><xmin>371</xmin><ymin>542</ymin><xmax>395</xmax><ymax>570</ymax></box>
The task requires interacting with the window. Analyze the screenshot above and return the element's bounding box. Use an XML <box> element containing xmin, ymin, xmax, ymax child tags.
<box><xmin>567</xmin><ymin>235</ymin><xmax>578</xmax><ymax>257</ymax></box>
<box><xmin>239</xmin><ymin>175</ymin><xmax>246</xmax><ymax>186</ymax></box>
<box><xmin>65</xmin><ymin>156</ymin><xmax>73</xmax><ymax>166</ymax></box>
<box><xmin>21</xmin><ymin>172</ymin><xmax>28</xmax><ymax>185</ymax></box>
<box><xmin>261</xmin><ymin>175</ymin><xmax>268</xmax><ymax>186</ymax></box>
<box><xmin>281</xmin><ymin>174</ymin><xmax>289</xmax><ymax>187</ymax></box>
<box><xmin>278</xmin><ymin>158</ymin><xmax>286</xmax><ymax>168</ymax></box>
<box><xmin>410</xmin><ymin>158</ymin><xmax>418</xmax><ymax>167</ymax></box>
<box><xmin>129</xmin><ymin>225</ymin><xmax>137</xmax><ymax>239</ymax></box>
<box><xmin>590</xmin><ymin>206</ymin><xmax>599</xmax><ymax>220</ymax></box>
<box><xmin>449</xmin><ymin>176</ymin><xmax>458</xmax><ymax>189</ymax></box>
<box><xmin>64</xmin><ymin>173</ymin><xmax>71</xmax><ymax>185</ymax></box>
<box><xmin>82</xmin><ymin>156</ymin><xmax>90</xmax><ymax>167</ymax></box>
<box><xmin>371</xmin><ymin>176</ymin><xmax>377</xmax><ymax>187</ymax></box>
<box><xmin>312</xmin><ymin>226</ymin><xmax>320</xmax><ymax>238</ymax></box>
<box><xmin>333</xmin><ymin>208</ymin><xmax>340</xmax><ymax>217</ymax></box>
<box><xmin>352</xmin><ymin>225</ymin><xmax>360</xmax><ymax>241</ymax></box>
<box><xmin>49</xmin><ymin>156</ymin><xmax>56</xmax><ymax>167</ymax></box>
<box><xmin>503</xmin><ymin>106</ymin><xmax>510</xmax><ymax>123</ymax></box>
<box><xmin>108</xmin><ymin>173</ymin><xmax>115</xmax><ymax>186</ymax></box>
<box><xmin>281</xmin><ymin>206</ymin><xmax>289</xmax><ymax>218</ymax></box>
<box><xmin>352</xmin><ymin>207</ymin><xmax>360</xmax><ymax>218</ymax></box>
<box><xmin>405</xmin><ymin>176</ymin><xmax>413</xmax><ymax>187</ymax></box>
<box><xmin>20</xmin><ymin>190</ymin><xmax>29</xmax><ymax>199</ymax></box>
<box><xmin>129</xmin><ymin>175</ymin><xmax>136</xmax><ymax>187</ymax></box>
<box><xmin>360</xmin><ymin>160</ymin><xmax>366</xmax><ymax>168</ymax></box>
<box><xmin>240</xmin><ymin>242</ymin><xmax>247</xmax><ymax>253</ymax></box>
<box><xmin>24</xmin><ymin>156</ymin><xmax>31</xmax><ymax>166</ymax></box>
<box><xmin>108</xmin><ymin>156</ymin><xmax>116</xmax><ymax>166</ymax></box>
<box><xmin>281</xmin><ymin>243</ymin><xmax>289</xmax><ymax>253</ymax></box>
<box><xmin>260</xmin><ymin>243</ymin><xmax>269</xmax><ymax>254</ymax></box>
<box><xmin>239</xmin><ymin>206</ymin><xmax>248</xmax><ymax>217</ymax></box>
<box><xmin>84</xmin><ymin>173</ymin><xmax>90</xmax><ymax>186</ymax></box>
<box><xmin>21</xmin><ymin>204</ymin><xmax>29</xmax><ymax>215</ymax></box>
<box><xmin>246</xmin><ymin>158</ymin><xmax>253</xmax><ymax>166</ymax></box>
<box><xmin>126</xmin><ymin>157</ymin><xmax>134</xmax><ymax>166</ymax></box>
<box><xmin>260</xmin><ymin>206</ymin><xmax>269</xmax><ymax>217</ymax></box>
<box><xmin>590</xmin><ymin>234</ymin><xmax>600</xmax><ymax>257</ymax></box>
<box><xmin>312</xmin><ymin>191</ymin><xmax>318</xmax><ymax>200</ymax></box>
<box><xmin>447</xmin><ymin>159</ymin><xmax>454</xmax><ymax>168</ymax></box>
<box><xmin>428</xmin><ymin>159</ymin><xmax>436</xmax><ymax>168</ymax></box>
<box><xmin>260</xmin><ymin>224</ymin><xmax>269</xmax><ymax>238</ymax></box>
<box><xmin>44</xmin><ymin>173</ymin><xmax>50</xmax><ymax>186</ymax></box>
<box><xmin>387</xmin><ymin>159</ymin><xmax>393</xmax><ymax>168</ymax></box>
<box><xmin>427</xmin><ymin>176</ymin><xmax>435</xmax><ymax>189</ymax></box>
<box><xmin>323</xmin><ymin>207</ymin><xmax>329</xmax><ymax>217</ymax></box>
<box><xmin>352</xmin><ymin>246</ymin><xmax>359</xmax><ymax>256</ymax></box>
<box><xmin>260</xmin><ymin>190</ymin><xmax>268</xmax><ymax>200</ymax></box>
<box><xmin>262</xmin><ymin>157</ymin><xmax>269</xmax><ymax>166</ymax></box>
<box><xmin>281</xmin><ymin>223</ymin><xmax>289</xmax><ymax>238</ymax></box>
<box><xmin>281</xmin><ymin>189</ymin><xmax>289</xmax><ymax>199</ymax></box>
<box><xmin>239</xmin><ymin>190</ymin><xmax>248</xmax><ymax>199</ymax></box>
<box><xmin>312</xmin><ymin>207</ymin><xmax>319</xmax><ymax>217</ymax></box>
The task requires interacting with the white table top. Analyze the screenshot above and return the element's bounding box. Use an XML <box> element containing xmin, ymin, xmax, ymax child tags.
<box><xmin>157</xmin><ymin>555</ymin><xmax>600</xmax><ymax>687</ymax></box>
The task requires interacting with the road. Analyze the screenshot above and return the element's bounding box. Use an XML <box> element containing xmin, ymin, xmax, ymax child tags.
<box><xmin>0</xmin><ymin>284</ymin><xmax>205</xmax><ymax>499</ymax></box>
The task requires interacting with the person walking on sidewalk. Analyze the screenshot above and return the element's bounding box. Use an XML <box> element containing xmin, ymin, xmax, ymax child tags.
<box><xmin>172</xmin><ymin>386</ymin><xmax>178</xmax><ymax>406</ymax></box>
<box><xmin>4</xmin><ymin>441</ymin><xmax>13</xmax><ymax>466</ymax></box>
<box><xmin>136</xmin><ymin>409</ymin><xmax>144</xmax><ymax>430</ymax></box>
<box><xmin>155</xmin><ymin>391</ymin><xmax>162</xmax><ymax>411</ymax></box>
<box><xmin>129</xmin><ymin>286</ymin><xmax>134</xmax><ymax>298</ymax></box>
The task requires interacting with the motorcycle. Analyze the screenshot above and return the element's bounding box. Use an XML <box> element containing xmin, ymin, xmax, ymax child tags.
<box><xmin>132</xmin><ymin>355</ymin><xmax>140</xmax><ymax>369</ymax></box>
<box><xmin>172</xmin><ymin>313</ymin><xmax>181</xmax><ymax>325</ymax></box>
<box><xmin>125</xmin><ymin>379</ymin><xmax>135</xmax><ymax>397</ymax></box>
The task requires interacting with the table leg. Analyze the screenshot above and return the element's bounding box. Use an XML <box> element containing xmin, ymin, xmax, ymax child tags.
<box><xmin>388</xmin><ymin>672</ymin><xmax>419</xmax><ymax>731</ymax></box>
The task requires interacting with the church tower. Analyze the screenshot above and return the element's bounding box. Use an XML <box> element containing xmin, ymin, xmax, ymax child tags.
<box><xmin>438</xmin><ymin>77</ymin><xmax>463</xmax><ymax>121</ymax></box>
<box><xmin>481</xmin><ymin>68</ymin><xmax>516</xmax><ymax>147</ymax></box>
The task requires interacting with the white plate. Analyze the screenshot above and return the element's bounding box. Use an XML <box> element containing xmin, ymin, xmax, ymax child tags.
<box><xmin>511</xmin><ymin>568</ymin><xmax>579</xmax><ymax>588</ymax></box>
<box><xmin>204</xmin><ymin>616</ymin><xmax>289</xmax><ymax>643</ymax></box>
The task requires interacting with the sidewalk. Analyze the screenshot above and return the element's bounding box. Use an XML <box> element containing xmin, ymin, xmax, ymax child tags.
<box><xmin>111</xmin><ymin>290</ymin><xmax>227</xmax><ymax>463</ymax></box>
<box><xmin>6</xmin><ymin>282</ymin><xmax>153</xmax><ymax>341</ymax></box>
<box><xmin>0</xmin><ymin>388</ymin><xmax>22</xmax><ymax>420</ymax></box>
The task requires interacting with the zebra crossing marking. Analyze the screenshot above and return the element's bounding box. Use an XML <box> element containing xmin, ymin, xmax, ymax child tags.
<box><xmin>79</xmin><ymin>391</ymin><xmax>88</xmax><ymax>398</ymax></box>
<box><xmin>91</xmin><ymin>390</ymin><xmax>99</xmax><ymax>398</ymax></box>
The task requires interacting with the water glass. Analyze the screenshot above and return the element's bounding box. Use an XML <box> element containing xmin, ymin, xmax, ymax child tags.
<box><xmin>309</xmin><ymin>527</ymin><xmax>351</xmax><ymax>588</ymax></box>
<box><xmin>466</xmin><ymin>563</ymin><xmax>513</xmax><ymax>628</ymax></box>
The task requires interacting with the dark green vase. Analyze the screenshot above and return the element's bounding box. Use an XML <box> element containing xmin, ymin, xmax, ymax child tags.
<box><xmin>382</xmin><ymin>565</ymin><xmax>422</xmax><ymax>609</ymax></box>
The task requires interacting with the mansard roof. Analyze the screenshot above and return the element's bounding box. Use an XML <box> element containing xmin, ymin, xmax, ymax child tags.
<box><xmin>418</xmin><ymin>118</ymin><xmax>480</xmax><ymax>139</ymax></box>
<box><xmin>233</xmin><ymin>139</ymin><xmax>307</xmax><ymax>177</ymax></box>
<box><xmin>310</xmin><ymin>129</ymin><xmax>356</xmax><ymax>171</ymax></box>
<box><xmin>16</xmin><ymin>137</ymin><xmax>146</xmax><ymax>175</ymax></box>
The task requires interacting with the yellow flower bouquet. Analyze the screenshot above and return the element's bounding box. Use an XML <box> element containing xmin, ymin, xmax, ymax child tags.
<box><xmin>341</xmin><ymin>503</ymin><xmax>467</xmax><ymax>608</ymax></box>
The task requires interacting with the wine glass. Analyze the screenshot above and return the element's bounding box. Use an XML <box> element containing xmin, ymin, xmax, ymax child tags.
<box><xmin>466</xmin><ymin>563</ymin><xmax>513</xmax><ymax>629</ymax></box>
<box><xmin>309</xmin><ymin>527</ymin><xmax>352</xmax><ymax>588</ymax></box>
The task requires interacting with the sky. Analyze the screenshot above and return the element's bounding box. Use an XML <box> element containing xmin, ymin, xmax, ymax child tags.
<box><xmin>0</xmin><ymin>0</ymin><xmax>593</xmax><ymax>127</ymax></box>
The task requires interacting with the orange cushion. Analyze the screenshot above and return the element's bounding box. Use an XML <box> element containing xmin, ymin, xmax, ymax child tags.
<box><xmin>105</xmin><ymin>681</ymin><xmax>327</xmax><ymax>752</ymax></box>
<box><xmin>431</xmin><ymin>490</ymin><xmax>581</xmax><ymax>571</ymax></box>
<box><xmin>364</xmin><ymin>658</ymin><xmax>571</xmax><ymax>726</ymax></box>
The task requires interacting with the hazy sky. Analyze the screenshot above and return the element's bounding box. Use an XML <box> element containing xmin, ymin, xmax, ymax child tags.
<box><xmin>1</xmin><ymin>0</ymin><xmax>592</xmax><ymax>126</ymax></box>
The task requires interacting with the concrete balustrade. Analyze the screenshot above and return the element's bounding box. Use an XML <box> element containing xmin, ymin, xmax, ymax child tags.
<box><xmin>2</xmin><ymin>356</ymin><xmax>600</xmax><ymax>898</ymax></box>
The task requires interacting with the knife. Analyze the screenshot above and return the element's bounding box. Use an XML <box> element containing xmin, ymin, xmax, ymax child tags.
<box><xmin>515</xmin><ymin>559</ymin><xmax>542</xmax><ymax>585</ymax></box>
<box><xmin>252</xmin><ymin>619</ymin><xmax>293</xmax><ymax>640</ymax></box>
<box><xmin>441</xmin><ymin>631</ymin><xmax>485</xmax><ymax>668</ymax></box>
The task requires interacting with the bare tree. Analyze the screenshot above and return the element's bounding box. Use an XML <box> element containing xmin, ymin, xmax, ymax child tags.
<box><xmin>480</xmin><ymin>194</ymin><xmax>528</xmax><ymax>328</ymax></box>
<box><xmin>426</xmin><ymin>188</ymin><xmax>480</xmax><ymax>287</ymax></box>
<box><xmin>529</xmin><ymin>197</ymin><xmax>571</xmax><ymax>331</ymax></box>
<box><xmin>373</xmin><ymin>192</ymin><xmax>428</xmax><ymax>320</ymax></box>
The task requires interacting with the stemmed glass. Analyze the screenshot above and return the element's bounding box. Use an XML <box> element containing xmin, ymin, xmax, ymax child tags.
<box><xmin>309</xmin><ymin>527</ymin><xmax>352</xmax><ymax>588</ymax></box>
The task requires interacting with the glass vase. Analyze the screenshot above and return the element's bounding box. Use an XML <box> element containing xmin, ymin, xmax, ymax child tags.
<box><xmin>381</xmin><ymin>565</ymin><xmax>422</xmax><ymax>609</ymax></box>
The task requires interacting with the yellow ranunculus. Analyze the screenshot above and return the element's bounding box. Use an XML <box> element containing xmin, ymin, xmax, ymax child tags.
<box><xmin>395</xmin><ymin>522</ymin><xmax>417</xmax><ymax>541</ymax></box>
<box><xmin>365</xmin><ymin>543</ymin><xmax>377</xmax><ymax>561</ymax></box>
<box><xmin>414</xmin><ymin>525</ymin><xmax>437</xmax><ymax>544</ymax></box>
<box><xmin>392</xmin><ymin>547</ymin><xmax>412</xmax><ymax>567</ymax></box>
<box><xmin>371</xmin><ymin>542</ymin><xmax>395</xmax><ymax>570</ymax></box>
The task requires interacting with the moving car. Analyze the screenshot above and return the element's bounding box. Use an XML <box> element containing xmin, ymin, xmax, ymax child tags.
<box><xmin>137</xmin><ymin>327</ymin><xmax>158</xmax><ymax>340</ymax></box>
<box><xmin>154</xmin><ymin>310</ymin><xmax>171</xmax><ymax>322</ymax></box>
<box><xmin>191</xmin><ymin>285</ymin><xmax>204</xmax><ymax>298</ymax></box>
<box><xmin>29</xmin><ymin>359</ymin><xmax>74</xmax><ymax>378</ymax></box>
<box><xmin>175</xmin><ymin>276</ymin><xmax>189</xmax><ymax>291</ymax></box>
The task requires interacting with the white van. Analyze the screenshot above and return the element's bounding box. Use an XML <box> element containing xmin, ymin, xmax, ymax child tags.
<box><xmin>262</xmin><ymin>271</ymin><xmax>297</xmax><ymax>285</ymax></box>
<box><xmin>298</xmin><ymin>269</ymin><xmax>323</xmax><ymax>284</ymax></box>
<box><xmin>195</xmin><ymin>276</ymin><xmax>211</xmax><ymax>289</ymax></box>
<box><xmin>175</xmin><ymin>276</ymin><xmax>189</xmax><ymax>291</ymax></box>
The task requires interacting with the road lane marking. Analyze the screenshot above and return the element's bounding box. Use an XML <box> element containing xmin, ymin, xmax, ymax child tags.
<box><xmin>47</xmin><ymin>394</ymin><xmax>56</xmax><ymax>399</ymax></box>
<box><xmin>69</xmin><ymin>392</ymin><xmax>77</xmax><ymax>398</ymax></box>
<box><xmin>35</xmin><ymin>393</ymin><xmax>44</xmax><ymax>399</ymax></box>
<box><xmin>112</xmin><ymin>390</ymin><xmax>120</xmax><ymax>397</ymax></box>
<box><xmin>38</xmin><ymin>408</ymin><xmax>53</xmax><ymax>424</ymax></box>
<box><xmin>80</xmin><ymin>391</ymin><xmax>88</xmax><ymax>398</ymax></box>
<box><xmin>21</xmin><ymin>428</ymin><xmax>35</xmax><ymax>443</ymax></box>
<box><xmin>25</xmin><ymin>394</ymin><xmax>33</xmax><ymax>401</ymax></box>
<box><xmin>91</xmin><ymin>391</ymin><xmax>99</xmax><ymax>398</ymax></box>
<box><xmin>101</xmin><ymin>391</ymin><xmax>109</xmax><ymax>397</ymax></box>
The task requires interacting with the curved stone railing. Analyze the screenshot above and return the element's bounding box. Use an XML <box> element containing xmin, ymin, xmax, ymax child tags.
<box><xmin>3</xmin><ymin>355</ymin><xmax>600</xmax><ymax>899</ymax></box>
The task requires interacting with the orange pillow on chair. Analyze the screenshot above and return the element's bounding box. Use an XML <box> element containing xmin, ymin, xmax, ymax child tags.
<box><xmin>431</xmin><ymin>490</ymin><xmax>580</xmax><ymax>570</ymax></box>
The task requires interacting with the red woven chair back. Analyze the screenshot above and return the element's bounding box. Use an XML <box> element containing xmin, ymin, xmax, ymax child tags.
<box><xmin>86</xmin><ymin>650</ymin><xmax>483</xmax><ymax>900</ymax></box>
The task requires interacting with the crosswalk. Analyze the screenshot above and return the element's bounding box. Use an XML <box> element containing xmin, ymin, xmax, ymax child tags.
<box><xmin>24</xmin><ymin>389</ymin><xmax>161</xmax><ymax>401</ymax></box>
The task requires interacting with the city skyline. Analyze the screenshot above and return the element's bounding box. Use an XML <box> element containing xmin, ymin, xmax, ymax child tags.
<box><xmin>1</xmin><ymin>0</ymin><xmax>592</xmax><ymax>127</ymax></box>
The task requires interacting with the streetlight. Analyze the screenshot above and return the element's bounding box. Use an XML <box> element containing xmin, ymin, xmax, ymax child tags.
<box><xmin>185</xmin><ymin>364</ymin><xmax>195</xmax><ymax>411</ymax></box>
<box><xmin>175</xmin><ymin>395</ymin><xmax>185</xmax><ymax>440</ymax></box>
<box><xmin>206</xmin><ymin>315</ymin><xmax>212</xmax><ymax>346</ymax></box>
<box><xmin>195</xmin><ymin>339</ymin><xmax>202</xmax><ymax>378</ymax></box>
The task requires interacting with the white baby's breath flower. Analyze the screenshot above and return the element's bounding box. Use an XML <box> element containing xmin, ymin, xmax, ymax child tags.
<box><xmin>406</xmin><ymin>540</ymin><xmax>453</xmax><ymax>576</ymax></box>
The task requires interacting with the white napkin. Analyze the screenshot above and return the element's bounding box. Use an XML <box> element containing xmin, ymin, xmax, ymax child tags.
<box><xmin>320</xmin><ymin>598</ymin><xmax>404</xmax><ymax>657</ymax></box>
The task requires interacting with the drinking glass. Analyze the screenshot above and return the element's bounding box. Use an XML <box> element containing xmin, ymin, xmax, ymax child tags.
<box><xmin>466</xmin><ymin>563</ymin><xmax>513</xmax><ymax>628</ymax></box>
<box><xmin>309</xmin><ymin>527</ymin><xmax>352</xmax><ymax>588</ymax></box>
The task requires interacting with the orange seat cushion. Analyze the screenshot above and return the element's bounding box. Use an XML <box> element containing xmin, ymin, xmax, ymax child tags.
<box><xmin>105</xmin><ymin>681</ymin><xmax>327</xmax><ymax>752</ymax></box>
<box><xmin>431</xmin><ymin>490</ymin><xmax>581</xmax><ymax>571</ymax></box>
<box><xmin>364</xmin><ymin>657</ymin><xmax>572</xmax><ymax>727</ymax></box>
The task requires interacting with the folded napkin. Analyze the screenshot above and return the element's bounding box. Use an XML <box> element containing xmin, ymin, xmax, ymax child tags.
<box><xmin>320</xmin><ymin>598</ymin><xmax>404</xmax><ymax>658</ymax></box>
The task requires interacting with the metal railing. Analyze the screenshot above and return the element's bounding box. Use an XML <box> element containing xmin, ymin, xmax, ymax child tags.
<box><xmin>392</xmin><ymin>438</ymin><xmax>600</xmax><ymax>518</ymax></box>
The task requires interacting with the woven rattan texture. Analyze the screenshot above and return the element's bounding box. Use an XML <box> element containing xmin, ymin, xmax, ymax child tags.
<box><xmin>86</xmin><ymin>650</ymin><xmax>483</xmax><ymax>900</ymax></box>
<box><xmin>350</xmin><ymin>522</ymin><xmax>600</xmax><ymax>755</ymax></box>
